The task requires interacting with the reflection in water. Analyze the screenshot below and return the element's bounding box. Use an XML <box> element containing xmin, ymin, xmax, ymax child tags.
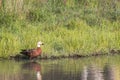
<box><xmin>80</xmin><ymin>65</ymin><xmax>103</xmax><ymax>80</ymax></box>
<box><xmin>104</xmin><ymin>64</ymin><xmax>115</xmax><ymax>80</ymax></box>
<box><xmin>0</xmin><ymin>59</ymin><xmax>120</xmax><ymax>80</ymax></box>
<box><xmin>80</xmin><ymin>65</ymin><xmax>116</xmax><ymax>80</ymax></box>
<box><xmin>22</xmin><ymin>62</ymin><xmax>42</xmax><ymax>80</ymax></box>
<box><xmin>87</xmin><ymin>65</ymin><xmax>103</xmax><ymax>80</ymax></box>
<box><xmin>81</xmin><ymin>66</ymin><xmax>88</xmax><ymax>80</ymax></box>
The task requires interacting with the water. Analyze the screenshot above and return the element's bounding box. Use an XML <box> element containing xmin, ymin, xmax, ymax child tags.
<box><xmin>0</xmin><ymin>55</ymin><xmax>120</xmax><ymax>80</ymax></box>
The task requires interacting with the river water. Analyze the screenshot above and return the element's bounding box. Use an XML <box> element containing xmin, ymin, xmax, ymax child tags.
<box><xmin>0</xmin><ymin>55</ymin><xmax>120</xmax><ymax>80</ymax></box>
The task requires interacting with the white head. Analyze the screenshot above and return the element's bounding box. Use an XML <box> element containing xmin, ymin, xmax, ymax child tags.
<box><xmin>37</xmin><ymin>41</ymin><xmax>44</xmax><ymax>47</ymax></box>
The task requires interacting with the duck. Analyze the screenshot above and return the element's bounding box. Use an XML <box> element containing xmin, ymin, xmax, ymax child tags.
<box><xmin>20</xmin><ymin>41</ymin><xmax>44</xmax><ymax>59</ymax></box>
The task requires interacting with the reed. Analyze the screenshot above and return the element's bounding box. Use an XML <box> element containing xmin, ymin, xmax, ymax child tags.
<box><xmin>0</xmin><ymin>0</ymin><xmax>120</xmax><ymax>58</ymax></box>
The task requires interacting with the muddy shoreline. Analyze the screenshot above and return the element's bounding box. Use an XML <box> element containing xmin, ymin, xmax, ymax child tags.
<box><xmin>0</xmin><ymin>49</ymin><xmax>120</xmax><ymax>60</ymax></box>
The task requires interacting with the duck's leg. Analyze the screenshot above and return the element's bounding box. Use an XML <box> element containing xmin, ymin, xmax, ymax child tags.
<box><xmin>30</xmin><ymin>57</ymin><xmax>35</xmax><ymax>62</ymax></box>
<box><xmin>33</xmin><ymin>57</ymin><xmax>37</xmax><ymax>62</ymax></box>
<box><xmin>29</xmin><ymin>56</ymin><xmax>32</xmax><ymax>60</ymax></box>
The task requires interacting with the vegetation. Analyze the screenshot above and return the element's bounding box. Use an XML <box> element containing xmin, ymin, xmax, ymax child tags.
<box><xmin>0</xmin><ymin>0</ymin><xmax>120</xmax><ymax>58</ymax></box>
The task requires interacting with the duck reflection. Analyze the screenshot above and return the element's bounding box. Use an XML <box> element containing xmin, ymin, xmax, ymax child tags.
<box><xmin>22</xmin><ymin>61</ymin><xmax>42</xmax><ymax>80</ymax></box>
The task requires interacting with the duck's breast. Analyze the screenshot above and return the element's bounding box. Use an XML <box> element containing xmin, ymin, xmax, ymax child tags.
<box><xmin>31</xmin><ymin>48</ymin><xmax>42</xmax><ymax>57</ymax></box>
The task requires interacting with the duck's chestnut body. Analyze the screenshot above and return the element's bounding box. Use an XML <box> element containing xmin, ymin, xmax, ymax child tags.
<box><xmin>20</xmin><ymin>47</ymin><xmax>42</xmax><ymax>59</ymax></box>
<box><xmin>20</xmin><ymin>41</ymin><xmax>43</xmax><ymax>59</ymax></box>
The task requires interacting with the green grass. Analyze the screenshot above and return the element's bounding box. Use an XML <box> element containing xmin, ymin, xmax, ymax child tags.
<box><xmin>0</xmin><ymin>0</ymin><xmax>120</xmax><ymax>58</ymax></box>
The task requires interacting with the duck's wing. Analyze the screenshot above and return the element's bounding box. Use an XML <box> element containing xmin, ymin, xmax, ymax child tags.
<box><xmin>20</xmin><ymin>48</ymin><xmax>35</xmax><ymax>56</ymax></box>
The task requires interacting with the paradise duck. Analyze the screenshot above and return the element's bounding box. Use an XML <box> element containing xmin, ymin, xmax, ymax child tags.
<box><xmin>20</xmin><ymin>41</ymin><xmax>44</xmax><ymax>59</ymax></box>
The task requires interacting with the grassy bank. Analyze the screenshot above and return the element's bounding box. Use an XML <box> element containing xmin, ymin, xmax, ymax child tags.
<box><xmin>0</xmin><ymin>0</ymin><xmax>120</xmax><ymax>58</ymax></box>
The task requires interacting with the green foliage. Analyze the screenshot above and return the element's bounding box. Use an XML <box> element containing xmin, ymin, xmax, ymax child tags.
<box><xmin>51</xmin><ymin>41</ymin><xmax>65</xmax><ymax>55</ymax></box>
<box><xmin>26</xmin><ymin>9</ymin><xmax>49</xmax><ymax>22</ymax></box>
<box><xmin>0</xmin><ymin>11</ymin><xmax>17</xmax><ymax>27</ymax></box>
<box><xmin>0</xmin><ymin>0</ymin><xmax>120</xmax><ymax>58</ymax></box>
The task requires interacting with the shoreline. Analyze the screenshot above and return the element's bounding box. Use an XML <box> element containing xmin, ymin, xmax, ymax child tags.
<box><xmin>1</xmin><ymin>49</ymin><xmax>119</xmax><ymax>61</ymax></box>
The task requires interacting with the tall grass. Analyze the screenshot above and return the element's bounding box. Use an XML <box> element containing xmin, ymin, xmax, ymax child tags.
<box><xmin>0</xmin><ymin>0</ymin><xmax>120</xmax><ymax>58</ymax></box>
